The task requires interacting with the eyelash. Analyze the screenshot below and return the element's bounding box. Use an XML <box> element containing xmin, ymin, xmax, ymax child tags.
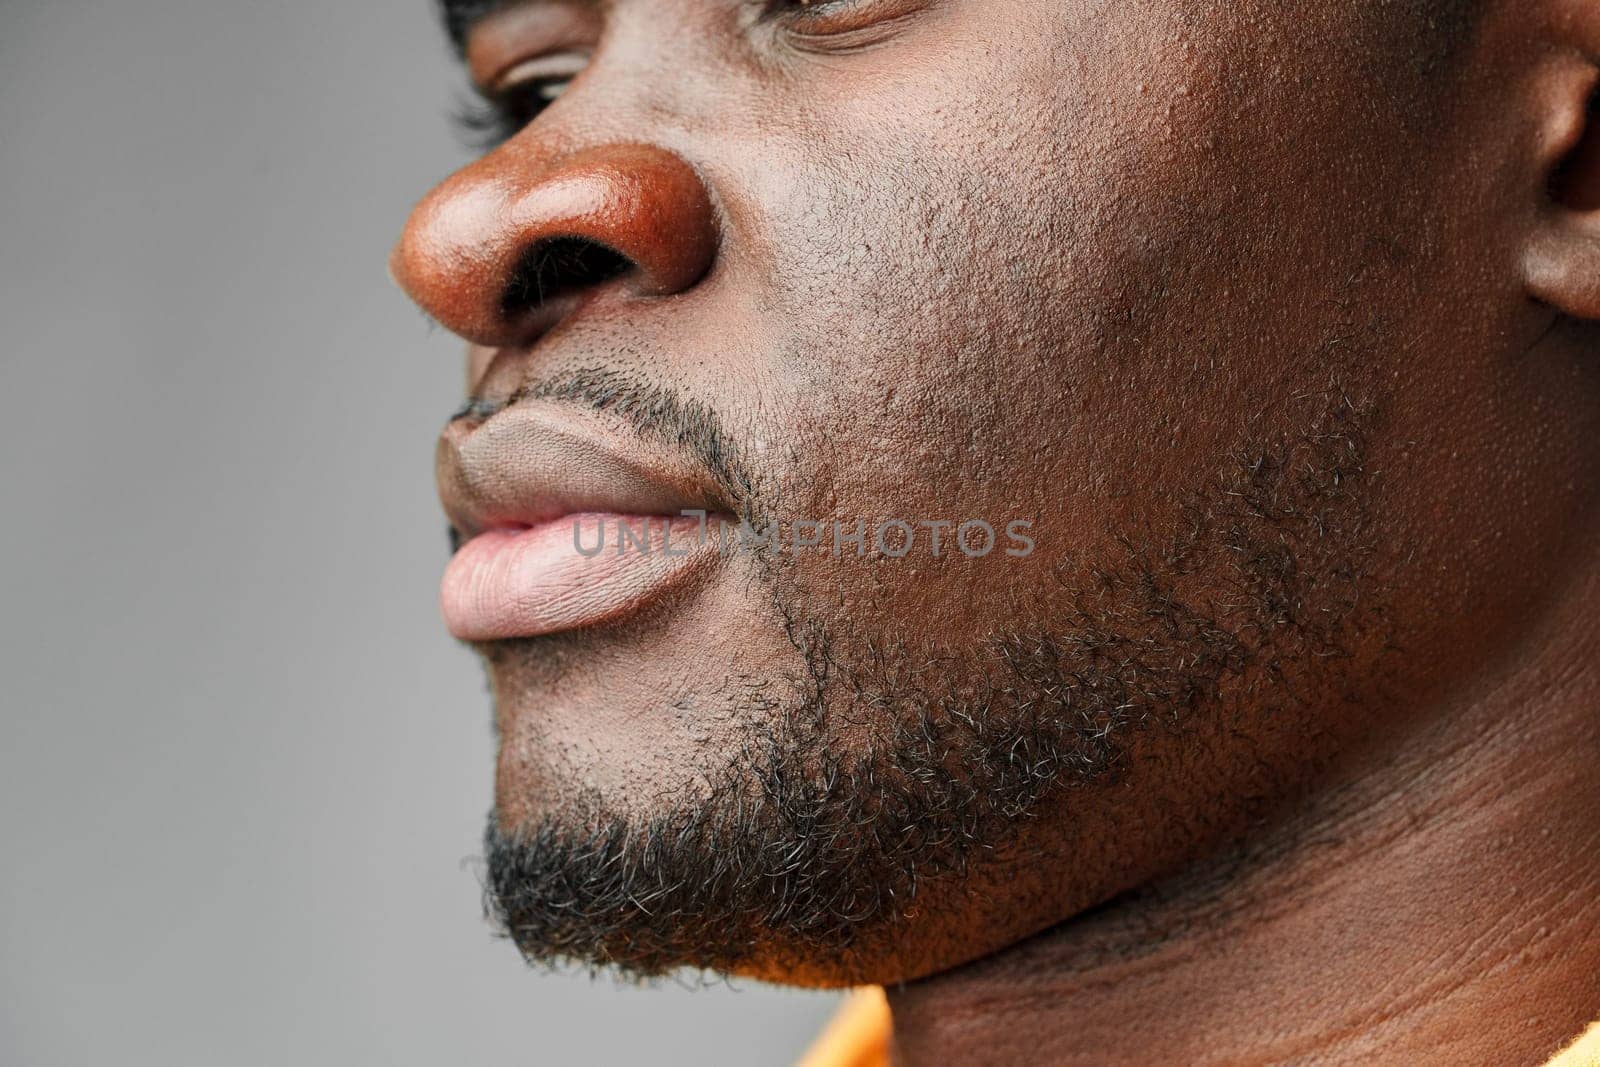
<box><xmin>452</xmin><ymin>79</ymin><xmax>569</xmax><ymax>151</ymax></box>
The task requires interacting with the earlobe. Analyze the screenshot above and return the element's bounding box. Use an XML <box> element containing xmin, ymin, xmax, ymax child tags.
<box><xmin>1525</xmin><ymin>211</ymin><xmax>1600</xmax><ymax>321</ymax></box>
<box><xmin>1523</xmin><ymin>7</ymin><xmax>1600</xmax><ymax>320</ymax></box>
<box><xmin>1525</xmin><ymin>93</ymin><xmax>1600</xmax><ymax>319</ymax></box>
<box><xmin>1551</xmin><ymin>92</ymin><xmax>1600</xmax><ymax>211</ymax></box>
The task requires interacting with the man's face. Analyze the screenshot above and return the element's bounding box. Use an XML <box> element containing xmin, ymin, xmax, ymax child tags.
<box><xmin>395</xmin><ymin>0</ymin><xmax>1589</xmax><ymax>984</ymax></box>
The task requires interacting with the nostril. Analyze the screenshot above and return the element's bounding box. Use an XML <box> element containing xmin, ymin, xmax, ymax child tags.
<box><xmin>499</xmin><ymin>236</ymin><xmax>633</xmax><ymax>322</ymax></box>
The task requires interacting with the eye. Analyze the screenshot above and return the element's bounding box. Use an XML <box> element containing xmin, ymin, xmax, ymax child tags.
<box><xmin>453</xmin><ymin>51</ymin><xmax>588</xmax><ymax>150</ymax></box>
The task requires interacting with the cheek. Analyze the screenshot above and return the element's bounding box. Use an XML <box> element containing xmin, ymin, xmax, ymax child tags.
<box><xmin>712</xmin><ymin>135</ymin><xmax>1222</xmax><ymax>637</ymax></box>
<box><xmin>701</xmin><ymin>2</ymin><xmax>1449</xmax><ymax>652</ymax></box>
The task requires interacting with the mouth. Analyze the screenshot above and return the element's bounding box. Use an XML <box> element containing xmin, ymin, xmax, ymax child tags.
<box><xmin>436</xmin><ymin>401</ymin><xmax>732</xmax><ymax>642</ymax></box>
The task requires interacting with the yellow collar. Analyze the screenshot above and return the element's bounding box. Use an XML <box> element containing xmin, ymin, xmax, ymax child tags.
<box><xmin>799</xmin><ymin>990</ymin><xmax>1600</xmax><ymax>1067</ymax></box>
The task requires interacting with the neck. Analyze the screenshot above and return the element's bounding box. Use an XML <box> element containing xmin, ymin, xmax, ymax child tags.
<box><xmin>888</xmin><ymin>564</ymin><xmax>1600</xmax><ymax>1067</ymax></box>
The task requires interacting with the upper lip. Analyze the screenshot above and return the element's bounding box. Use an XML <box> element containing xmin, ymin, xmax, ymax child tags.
<box><xmin>437</xmin><ymin>400</ymin><xmax>728</xmax><ymax>544</ymax></box>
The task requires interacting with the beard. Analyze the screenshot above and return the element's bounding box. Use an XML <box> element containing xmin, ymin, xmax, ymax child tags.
<box><xmin>477</xmin><ymin>376</ymin><xmax>1382</xmax><ymax>983</ymax></box>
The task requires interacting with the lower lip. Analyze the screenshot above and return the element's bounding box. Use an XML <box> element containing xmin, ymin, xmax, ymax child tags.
<box><xmin>440</xmin><ymin>513</ymin><xmax>718</xmax><ymax>641</ymax></box>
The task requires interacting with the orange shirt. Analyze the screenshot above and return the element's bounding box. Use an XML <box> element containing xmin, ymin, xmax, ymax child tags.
<box><xmin>798</xmin><ymin>990</ymin><xmax>1600</xmax><ymax>1067</ymax></box>
<box><xmin>1551</xmin><ymin>1022</ymin><xmax>1600</xmax><ymax>1067</ymax></box>
<box><xmin>797</xmin><ymin>989</ymin><xmax>891</xmax><ymax>1067</ymax></box>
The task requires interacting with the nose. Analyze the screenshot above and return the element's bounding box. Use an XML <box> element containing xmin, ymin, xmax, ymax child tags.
<box><xmin>391</xmin><ymin>143</ymin><xmax>718</xmax><ymax>346</ymax></box>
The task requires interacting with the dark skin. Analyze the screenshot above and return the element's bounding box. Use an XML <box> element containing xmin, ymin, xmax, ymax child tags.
<box><xmin>394</xmin><ymin>0</ymin><xmax>1600</xmax><ymax>1062</ymax></box>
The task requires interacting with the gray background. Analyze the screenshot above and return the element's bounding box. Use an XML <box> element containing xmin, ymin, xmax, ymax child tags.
<box><xmin>0</xmin><ymin>2</ymin><xmax>839</xmax><ymax>1063</ymax></box>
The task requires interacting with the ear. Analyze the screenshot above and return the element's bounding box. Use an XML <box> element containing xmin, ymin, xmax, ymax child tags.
<box><xmin>1525</xmin><ymin>3</ymin><xmax>1600</xmax><ymax>320</ymax></box>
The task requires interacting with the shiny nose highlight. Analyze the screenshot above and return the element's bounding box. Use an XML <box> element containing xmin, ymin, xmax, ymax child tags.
<box><xmin>391</xmin><ymin>142</ymin><xmax>718</xmax><ymax>346</ymax></box>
